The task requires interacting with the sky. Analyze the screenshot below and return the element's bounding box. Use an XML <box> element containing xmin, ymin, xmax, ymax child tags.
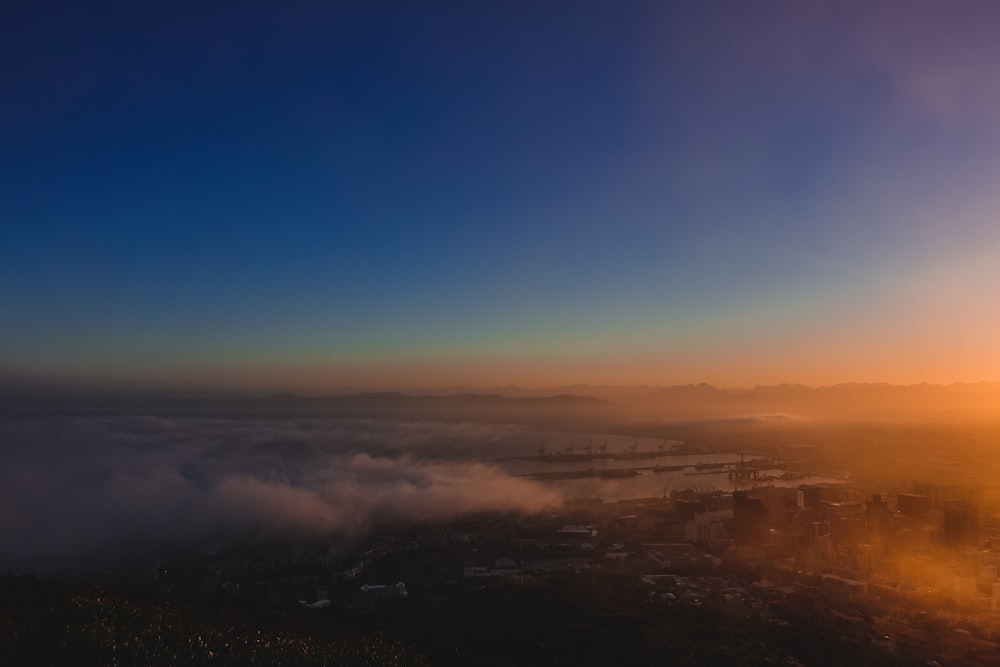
<box><xmin>4</xmin><ymin>1</ymin><xmax>1000</xmax><ymax>391</ymax></box>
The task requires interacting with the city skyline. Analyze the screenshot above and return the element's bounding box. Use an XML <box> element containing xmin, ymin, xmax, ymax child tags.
<box><xmin>5</xmin><ymin>2</ymin><xmax>1000</xmax><ymax>391</ymax></box>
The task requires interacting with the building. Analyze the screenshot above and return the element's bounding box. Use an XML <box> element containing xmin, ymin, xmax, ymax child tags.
<box><xmin>797</xmin><ymin>485</ymin><xmax>822</xmax><ymax>510</ymax></box>
<box><xmin>733</xmin><ymin>491</ymin><xmax>769</xmax><ymax>546</ymax></box>
<box><xmin>896</xmin><ymin>493</ymin><xmax>931</xmax><ymax>515</ymax></box>
<box><xmin>942</xmin><ymin>500</ymin><xmax>978</xmax><ymax>549</ymax></box>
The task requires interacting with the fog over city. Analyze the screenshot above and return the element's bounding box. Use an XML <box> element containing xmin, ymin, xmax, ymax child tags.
<box><xmin>6</xmin><ymin>384</ymin><xmax>1000</xmax><ymax>575</ymax></box>
<box><xmin>0</xmin><ymin>416</ymin><xmax>559</xmax><ymax>573</ymax></box>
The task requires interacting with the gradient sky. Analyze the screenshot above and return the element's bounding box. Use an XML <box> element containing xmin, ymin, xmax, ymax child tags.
<box><xmin>4</xmin><ymin>1</ymin><xmax>1000</xmax><ymax>390</ymax></box>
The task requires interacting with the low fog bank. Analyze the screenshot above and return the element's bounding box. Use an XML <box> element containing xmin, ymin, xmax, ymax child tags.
<box><xmin>0</xmin><ymin>391</ymin><xmax>616</xmax><ymax>428</ymax></box>
<box><xmin>0</xmin><ymin>416</ymin><xmax>559</xmax><ymax>575</ymax></box>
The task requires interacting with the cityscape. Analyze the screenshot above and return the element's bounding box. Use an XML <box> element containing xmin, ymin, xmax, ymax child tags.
<box><xmin>4</xmin><ymin>389</ymin><xmax>1000</xmax><ymax>665</ymax></box>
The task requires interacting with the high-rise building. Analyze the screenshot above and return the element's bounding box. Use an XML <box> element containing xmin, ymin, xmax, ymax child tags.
<box><xmin>796</xmin><ymin>485</ymin><xmax>822</xmax><ymax>510</ymax></box>
<box><xmin>943</xmin><ymin>500</ymin><xmax>979</xmax><ymax>549</ymax></box>
<box><xmin>733</xmin><ymin>490</ymin><xmax>769</xmax><ymax>546</ymax></box>
<box><xmin>896</xmin><ymin>493</ymin><xmax>931</xmax><ymax>515</ymax></box>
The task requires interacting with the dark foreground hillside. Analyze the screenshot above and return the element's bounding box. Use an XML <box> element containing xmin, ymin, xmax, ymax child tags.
<box><xmin>0</xmin><ymin>574</ymin><xmax>959</xmax><ymax>667</ymax></box>
<box><xmin>0</xmin><ymin>576</ymin><xmax>424</xmax><ymax>667</ymax></box>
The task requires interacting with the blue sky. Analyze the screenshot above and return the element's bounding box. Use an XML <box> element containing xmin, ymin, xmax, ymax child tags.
<box><xmin>4</xmin><ymin>1</ymin><xmax>1000</xmax><ymax>390</ymax></box>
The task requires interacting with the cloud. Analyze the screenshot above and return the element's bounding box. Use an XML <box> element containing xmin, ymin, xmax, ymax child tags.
<box><xmin>0</xmin><ymin>416</ymin><xmax>559</xmax><ymax>574</ymax></box>
<box><xmin>853</xmin><ymin>2</ymin><xmax>1000</xmax><ymax>124</ymax></box>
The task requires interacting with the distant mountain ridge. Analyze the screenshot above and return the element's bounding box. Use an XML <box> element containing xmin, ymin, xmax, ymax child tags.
<box><xmin>435</xmin><ymin>379</ymin><xmax>995</xmax><ymax>403</ymax></box>
<box><xmin>411</xmin><ymin>381</ymin><xmax>1000</xmax><ymax>418</ymax></box>
<box><xmin>1</xmin><ymin>380</ymin><xmax>997</xmax><ymax>421</ymax></box>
